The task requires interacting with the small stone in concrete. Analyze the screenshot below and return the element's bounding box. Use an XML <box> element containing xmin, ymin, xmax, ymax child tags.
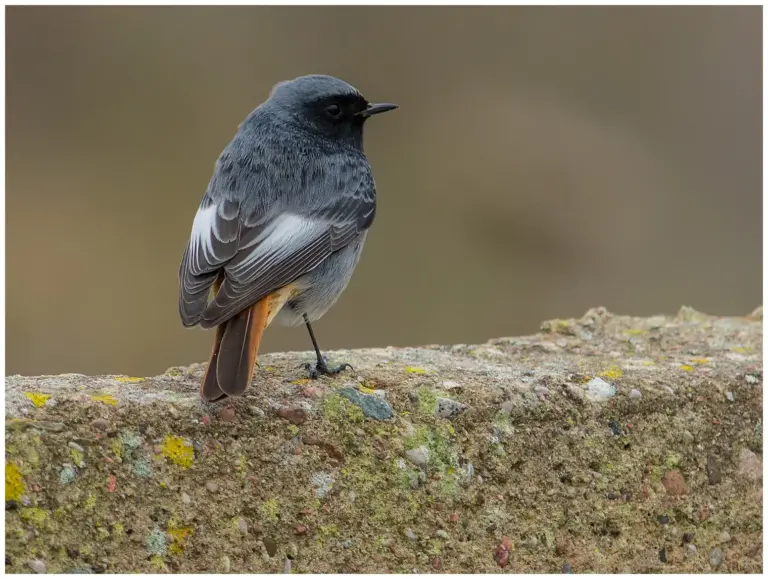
<box><xmin>566</xmin><ymin>385</ymin><xmax>585</xmax><ymax>402</ymax></box>
<box><xmin>737</xmin><ymin>448</ymin><xmax>762</xmax><ymax>481</ymax></box>
<box><xmin>248</xmin><ymin>406</ymin><xmax>265</xmax><ymax>418</ymax></box>
<box><xmin>219</xmin><ymin>407</ymin><xmax>236</xmax><ymax>422</ymax></box>
<box><xmin>276</xmin><ymin>406</ymin><xmax>308</xmax><ymax>425</ymax></box>
<box><xmin>726</xmin><ymin>391</ymin><xmax>734</xmax><ymax>402</ymax></box>
<box><xmin>405</xmin><ymin>446</ymin><xmax>430</xmax><ymax>468</ymax></box>
<box><xmin>436</xmin><ymin>529</ymin><xmax>449</xmax><ymax>539</ymax></box>
<box><xmin>28</xmin><ymin>560</ymin><xmax>46</xmax><ymax>574</ymax></box>
<box><xmin>90</xmin><ymin>418</ymin><xmax>109</xmax><ymax>431</ymax></box>
<box><xmin>220</xmin><ymin>555</ymin><xmax>231</xmax><ymax>573</ymax></box>
<box><xmin>585</xmin><ymin>378</ymin><xmax>616</xmax><ymax>402</ymax></box>
<box><xmin>500</xmin><ymin>400</ymin><xmax>515</xmax><ymax>415</ymax></box>
<box><xmin>662</xmin><ymin>470</ymin><xmax>688</xmax><ymax>496</ymax></box>
<box><xmin>629</xmin><ymin>389</ymin><xmax>642</xmax><ymax>400</ymax></box>
<box><xmin>339</xmin><ymin>388</ymin><xmax>393</xmax><ymax>420</ymax></box>
<box><xmin>685</xmin><ymin>544</ymin><xmax>697</xmax><ymax>558</ymax></box>
<box><xmin>436</xmin><ymin>397</ymin><xmax>467</xmax><ymax>419</ymax></box>
<box><xmin>181</xmin><ymin>492</ymin><xmax>191</xmax><ymax>505</ymax></box>
<box><xmin>708</xmin><ymin>547</ymin><xmax>724</xmax><ymax>569</ymax></box>
<box><xmin>404</xmin><ymin>528</ymin><xmax>418</xmax><ymax>541</ymax></box>
<box><xmin>717</xmin><ymin>531</ymin><xmax>731</xmax><ymax>544</ymax></box>
<box><xmin>263</xmin><ymin>537</ymin><xmax>278</xmax><ymax>557</ymax></box>
<box><xmin>707</xmin><ymin>455</ymin><xmax>722</xmax><ymax>485</ymax></box>
<box><xmin>238</xmin><ymin>518</ymin><xmax>248</xmax><ymax>535</ymax></box>
<box><xmin>311</xmin><ymin>471</ymin><xmax>334</xmax><ymax>498</ymax></box>
<box><xmin>206</xmin><ymin>481</ymin><xmax>219</xmax><ymax>493</ymax></box>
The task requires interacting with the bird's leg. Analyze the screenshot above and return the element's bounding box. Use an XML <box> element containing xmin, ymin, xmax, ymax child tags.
<box><xmin>302</xmin><ymin>314</ymin><xmax>353</xmax><ymax>379</ymax></box>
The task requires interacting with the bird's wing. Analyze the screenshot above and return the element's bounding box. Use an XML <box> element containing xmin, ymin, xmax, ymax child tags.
<box><xmin>178</xmin><ymin>150</ymin><xmax>375</xmax><ymax>329</ymax></box>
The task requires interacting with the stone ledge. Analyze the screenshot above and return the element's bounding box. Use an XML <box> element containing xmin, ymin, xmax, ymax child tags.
<box><xmin>4</xmin><ymin>306</ymin><xmax>763</xmax><ymax>573</ymax></box>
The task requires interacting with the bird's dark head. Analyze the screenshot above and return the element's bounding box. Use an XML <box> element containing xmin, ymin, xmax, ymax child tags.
<box><xmin>264</xmin><ymin>75</ymin><xmax>397</xmax><ymax>148</ymax></box>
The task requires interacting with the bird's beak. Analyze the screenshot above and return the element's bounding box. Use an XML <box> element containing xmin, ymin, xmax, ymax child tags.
<box><xmin>358</xmin><ymin>102</ymin><xmax>399</xmax><ymax>118</ymax></box>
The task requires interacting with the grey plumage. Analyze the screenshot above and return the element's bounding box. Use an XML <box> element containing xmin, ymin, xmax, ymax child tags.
<box><xmin>179</xmin><ymin>74</ymin><xmax>395</xmax><ymax>333</ymax></box>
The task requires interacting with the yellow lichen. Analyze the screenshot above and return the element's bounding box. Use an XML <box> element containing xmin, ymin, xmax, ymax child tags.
<box><xmin>623</xmin><ymin>329</ymin><xmax>646</xmax><ymax>335</ymax></box>
<box><xmin>70</xmin><ymin>448</ymin><xmax>85</xmax><ymax>468</ymax></box>
<box><xmin>91</xmin><ymin>394</ymin><xmax>118</xmax><ymax>406</ymax></box>
<box><xmin>287</xmin><ymin>424</ymin><xmax>300</xmax><ymax>436</ymax></box>
<box><xmin>357</xmin><ymin>385</ymin><xmax>376</xmax><ymax>394</ymax></box>
<box><xmin>291</xmin><ymin>378</ymin><xmax>311</xmax><ymax>385</ymax></box>
<box><xmin>680</xmin><ymin>365</ymin><xmax>694</xmax><ymax>372</ymax></box>
<box><xmin>161</xmin><ymin>435</ymin><xmax>194</xmax><ymax>468</ymax></box>
<box><xmin>168</xmin><ymin>525</ymin><xmax>193</xmax><ymax>555</ymax></box>
<box><xmin>690</xmin><ymin>358</ymin><xmax>709</xmax><ymax>365</ymax></box>
<box><xmin>20</xmin><ymin>507</ymin><xmax>49</xmax><ymax>528</ymax></box>
<box><xmin>110</xmin><ymin>438</ymin><xmax>124</xmax><ymax>461</ymax></box>
<box><xmin>150</xmin><ymin>555</ymin><xmax>165</xmax><ymax>569</ymax></box>
<box><xmin>84</xmin><ymin>493</ymin><xmax>97</xmax><ymax>511</ymax></box>
<box><xmin>731</xmin><ymin>346</ymin><xmax>753</xmax><ymax>354</ymax></box>
<box><xmin>404</xmin><ymin>366</ymin><xmax>428</xmax><ymax>375</ymax></box>
<box><xmin>5</xmin><ymin>462</ymin><xmax>25</xmax><ymax>502</ymax></box>
<box><xmin>259</xmin><ymin>498</ymin><xmax>280</xmax><ymax>522</ymax></box>
<box><xmin>113</xmin><ymin>522</ymin><xmax>125</xmax><ymax>536</ymax></box>
<box><xmin>24</xmin><ymin>392</ymin><xmax>50</xmax><ymax>408</ymax></box>
<box><xmin>599</xmin><ymin>366</ymin><xmax>623</xmax><ymax>380</ymax></box>
<box><xmin>115</xmin><ymin>376</ymin><xmax>144</xmax><ymax>383</ymax></box>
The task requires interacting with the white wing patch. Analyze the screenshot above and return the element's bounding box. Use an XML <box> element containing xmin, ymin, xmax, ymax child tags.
<box><xmin>229</xmin><ymin>213</ymin><xmax>322</xmax><ymax>280</ymax></box>
<box><xmin>189</xmin><ymin>204</ymin><xmax>219</xmax><ymax>271</ymax></box>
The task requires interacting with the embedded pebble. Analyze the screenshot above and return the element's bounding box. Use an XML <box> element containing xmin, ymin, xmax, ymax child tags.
<box><xmin>181</xmin><ymin>492</ymin><xmax>191</xmax><ymax>505</ymax></box>
<box><xmin>90</xmin><ymin>418</ymin><xmax>109</xmax><ymax>431</ymax></box>
<box><xmin>682</xmin><ymin>430</ymin><xmax>694</xmax><ymax>444</ymax></box>
<box><xmin>661</xmin><ymin>470</ymin><xmax>688</xmax><ymax>495</ymax></box>
<box><xmin>737</xmin><ymin>448</ymin><xmax>762</xmax><ymax>481</ymax></box>
<box><xmin>405</xmin><ymin>446</ymin><xmax>430</xmax><ymax>468</ymax></box>
<box><xmin>707</xmin><ymin>456</ymin><xmax>722</xmax><ymax>485</ymax></box>
<box><xmin>708</xmin><ymin>547</ymin><xmax>724</xmax><ymax>569</ymax></box>
<box><xmin>435</xmin><ymin>529</ymin><xmax>449</xmax><ymax>539</ymax></box>
<box><xmin>585</xmin><ymin>378</ymin><xmax>616</xmax><ymax>402</ymax></box>
<box><xmin>717</xmin><ymin>531</ymin><xmax>731</xmax><ymax>544</ymax></box>
<box><xmin>219</xmin><ymin>407</ymin><xmax>236</xmax><ymax>422</ymax></box>
<box><xmin>248</xmin><ymin>406</ymin><xmax>265</xmax><ymax>418</ymax></box>
<box><xmin>276</xmin><ymin>406</ymin><xmax>308</xmax><ymax>425</ymax></box>
<box><xmin>500</xmin><ymin>400</ymin><xmax>515</xmax><ymax>415</ymax></box>
<box><xmin>436</xmin><ymin>397</ymin><xmax>467</xmax><ymax>419</ymax></box>
<box><xmin>28</xmin><ymin>560</ymin><xmax>46</xmax><ymax>574</ymax></box>
<box><xmin>339</xmin><ymin>387</ymin><xmax>393</xmax><ymax>420</ymax></box>
<box><xmin>562</xmin><ymin>561</ymin><xmax>573</xmax><ymax>573</ymax></box>
<box><xmin>238</xmin><ymin>518</ymin><xmax>248</xmax><ymax>535</ymax></box>
<box><xmin>726</xmin><ymin>391</ymin><xmax>734</xmax><ymax>402</ymax></box>
<box><xmin>220</xmin><ymin>555</ymin><xmax>231</xmax><ymax>573</ymax></box>
<box><xmin>206</xmin><ymin>481</ymin><xmax>219</xmax><ymax>493</ymax></box>
<box><xmin>685</xmin><ymin>544</ymin><xmax>697</xmax><ymax>558</ymax></box>
<box><xmin>404</xmin><ymin>528</ymin><xmax>418</xmax><ymax>541</ymax></box>
<box><xmin>534</xmin><ymin>385</ymin><xmax>549</xmax><ymax>397</ymax></box>
<box><xmin>440</xmin><ymin>380</ymin><xmax>461</xmax><ymax>390</ymax></box>
<box><xmin>341</xmin><ymin>539</ymin><xmax>354</xmax><ymax>549</ymax></box>
<box><xmin>629</xmin><ymin>389</ymin><xmax>642</xmax><ymax>400</ymax></box>
<box><xmin>263</xmin><ymin>537</ymin><xmax>278</xmax><ymax>557</ymax></box>
<box><xmin>565</xmin><ymin>385</ymin><xmax>585</xmax><ymax>402</ymax></box>
<box><xmin>311</xmin><ymin>471</ymin><xmax>334</xmax><ymax>498</ymax></box>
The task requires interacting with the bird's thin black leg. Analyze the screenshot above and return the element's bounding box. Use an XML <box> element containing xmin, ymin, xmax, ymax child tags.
<box><xmin>302</xmin><ymin>314</ymin><xmax>353</xmax><ymax>379</ymax></box>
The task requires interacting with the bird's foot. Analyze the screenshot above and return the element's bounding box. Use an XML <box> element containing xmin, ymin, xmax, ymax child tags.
<box><xmin>303</xmin><ymin>356</ymin><xmax>353</xmax><ymax>379</ymax></box>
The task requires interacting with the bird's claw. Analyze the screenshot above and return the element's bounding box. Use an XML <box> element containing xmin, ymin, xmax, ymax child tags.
<box><xmin>303</xmin><ymin>357</ymin><xmax>353</xmax><ymax>379</ymax></box>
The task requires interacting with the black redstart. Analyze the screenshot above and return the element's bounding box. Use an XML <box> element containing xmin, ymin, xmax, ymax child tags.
<box><xmin>178</xmin><ymin>75</ymin><xmax>397</xmax><ymax>401</ymax></box>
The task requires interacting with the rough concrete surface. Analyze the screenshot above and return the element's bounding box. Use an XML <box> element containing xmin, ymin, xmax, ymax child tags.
<box><xmin>4</xmin><ymin>306</ymin><xmax>763</xmax><ymax>573</ymax></box>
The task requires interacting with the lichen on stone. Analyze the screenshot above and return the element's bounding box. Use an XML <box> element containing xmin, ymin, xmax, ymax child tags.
<box><xmin>160</xmin><ymin>435</ymin><xmax>194</xmax><ymax>469</ymax></box>
<box><xmin>5</xmin><ymin>462</ymin><xmax>25</xmax><ymax>502</ymax></box>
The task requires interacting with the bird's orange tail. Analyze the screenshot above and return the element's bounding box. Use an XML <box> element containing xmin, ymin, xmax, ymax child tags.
<box><xmin>200</xmin><ymin>297</ymin><xmax>271</xmax><ymax>401</ymax></box>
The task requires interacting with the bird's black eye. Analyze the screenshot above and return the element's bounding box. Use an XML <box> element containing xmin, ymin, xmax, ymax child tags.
<box><xmin>325</xmin><ymin>103</ymin><xmax>342</xmax><ymax>119</ymax></box>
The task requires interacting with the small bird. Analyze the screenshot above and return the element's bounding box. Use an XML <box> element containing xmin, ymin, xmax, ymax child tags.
<box><xmin>178</xmin><ymin>75</ymin><xmax>397</xmax><ymax>402</ymax></box>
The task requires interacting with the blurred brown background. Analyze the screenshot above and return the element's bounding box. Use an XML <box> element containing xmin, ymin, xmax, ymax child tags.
<box><xmin>6</xmin><ymin>6</ymin><xmax>762</xmax><ymax>377</ymax></box>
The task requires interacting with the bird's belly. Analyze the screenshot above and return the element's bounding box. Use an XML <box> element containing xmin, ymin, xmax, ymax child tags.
<box><xmin>274</xmin><ymin>231</ymin><xmax>368</xmax><ymax>327</ymax></box>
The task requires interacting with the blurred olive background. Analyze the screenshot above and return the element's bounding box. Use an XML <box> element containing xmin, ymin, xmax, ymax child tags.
<box><xmin>6</xmin><ymin>6</ymin><xmax>762</xmax><ymax>377</ymax></box>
